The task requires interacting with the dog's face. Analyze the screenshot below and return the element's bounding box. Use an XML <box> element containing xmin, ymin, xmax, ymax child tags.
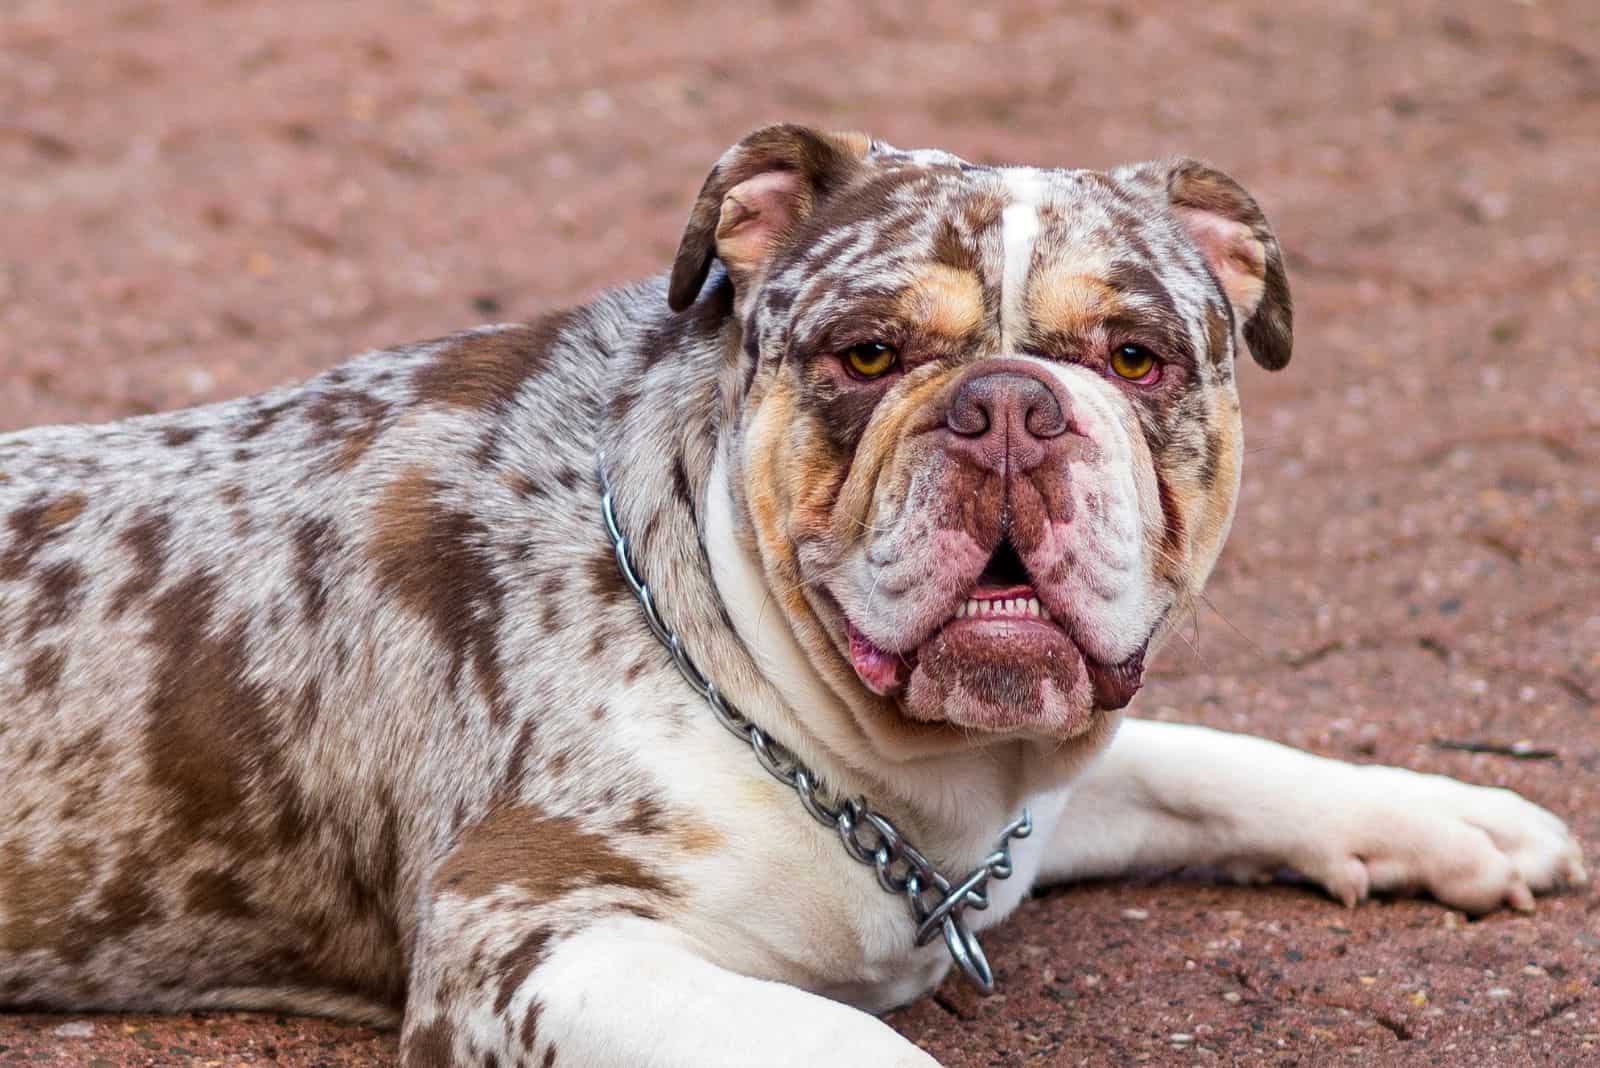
<box><xmin>673</xmin><ymin>126</ymin><xmax>1291</xmax><ymax>747</ymax></box>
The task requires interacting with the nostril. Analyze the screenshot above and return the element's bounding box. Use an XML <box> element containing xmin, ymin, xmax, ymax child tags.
<box><xmin>1024</xmin><ymin>393</ymin><xmax>1068</xmax><ymax>438</ymax></box>
<box><xmin>947</xmin><ymin>396</ymin><xmax>991</xmax><ymax>438</ymax></box>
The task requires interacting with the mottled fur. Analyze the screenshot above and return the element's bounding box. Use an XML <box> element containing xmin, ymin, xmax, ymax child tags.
<box><xmin>0</xmin><ymin>127</ymin><xmax>1583</xmax><ymax>1067</ymax></box>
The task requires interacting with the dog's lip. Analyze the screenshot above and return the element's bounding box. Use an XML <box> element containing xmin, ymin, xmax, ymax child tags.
<box><xmin>846</xmin><ymin>621</ymin><xmax>919</xmax><ymax>696</ymax></box>
<box><xmin>843</xmin><ymin>592</ymin><xmax>1150</xmax><ymax>709</ymax></box>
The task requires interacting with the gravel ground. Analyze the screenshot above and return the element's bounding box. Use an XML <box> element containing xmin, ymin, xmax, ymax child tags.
<box><xmin>3</xmin><ymin>0</ymin><xmax>1597</xmax><ymax>1064</ymax></box>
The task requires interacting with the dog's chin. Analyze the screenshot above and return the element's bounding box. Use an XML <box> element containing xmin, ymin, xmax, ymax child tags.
<box><xmin>904</xmin><ymin>617</ymin><xmax>1099</xmax><ymax>736</ymax></box>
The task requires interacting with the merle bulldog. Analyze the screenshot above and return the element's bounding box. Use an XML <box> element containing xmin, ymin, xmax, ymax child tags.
<box><xmin>0</xmin><ymin>125</ymin><xmax>1586</xmax><ymax>1066</ymax></box>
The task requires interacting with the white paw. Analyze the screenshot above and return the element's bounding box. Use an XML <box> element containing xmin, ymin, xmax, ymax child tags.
<box><xmin>1288</xmin><ymin>766</ymin><xmax>1587</xmax><ymax>915</ymax></box>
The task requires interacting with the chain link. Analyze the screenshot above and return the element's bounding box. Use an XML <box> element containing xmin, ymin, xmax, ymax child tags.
<box><xmin>600</xmin><ymin>458</ymin><xmax>1031</xmax><ymax>993</ymax></box>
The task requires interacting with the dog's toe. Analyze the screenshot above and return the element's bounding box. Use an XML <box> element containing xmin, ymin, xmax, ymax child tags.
<box><xmin>1295</xmin><ymin>768</ymin><xmax>1586</xmax><ymax>916</ymax></box>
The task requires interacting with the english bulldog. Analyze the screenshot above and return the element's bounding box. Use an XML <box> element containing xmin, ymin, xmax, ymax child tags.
<box><xmin>0</xmin><ymin>124</ymin><xmax>1585</xmax><ymax>1067</ymax></box>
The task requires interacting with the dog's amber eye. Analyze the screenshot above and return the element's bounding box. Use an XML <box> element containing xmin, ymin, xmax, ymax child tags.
<box><xmin>1110</xmin><ymin>344</ymin><xmax>1158</xmax><ymax>381</ymax></box>
<box><xmin>843</xmin><ymin>342</ymin><xmax>899</xmax><ymax>380</ymax></box>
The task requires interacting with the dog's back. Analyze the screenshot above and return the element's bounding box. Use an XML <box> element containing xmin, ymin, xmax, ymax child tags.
<box><xmin>0</xmin><ymin>317</ymin><xmax>621</xmax><ymax>1020</ymax></box>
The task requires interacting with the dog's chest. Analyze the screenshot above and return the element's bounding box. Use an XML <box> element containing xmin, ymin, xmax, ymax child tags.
<box><xmin>633</xmin><ymin>709</ymin><xmax>1064</xmax><ymax>1011</ymax></box>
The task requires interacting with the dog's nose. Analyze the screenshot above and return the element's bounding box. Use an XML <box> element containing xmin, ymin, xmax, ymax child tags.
<box><xmin>945</xmin><ymin>366</ymin><xmax>1072</xmax><ymax>473</ymax></box>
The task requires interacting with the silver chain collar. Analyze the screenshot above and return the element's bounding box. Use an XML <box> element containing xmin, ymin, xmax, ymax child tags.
<box><xmin>599</xmin><ymin>459</ymin><xmax>1031</xmax><ymax>994</ymax></box>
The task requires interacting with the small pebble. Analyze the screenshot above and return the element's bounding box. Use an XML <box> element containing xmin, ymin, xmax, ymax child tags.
<box><xmin>1121</xmin><ymin>907</ymin><xmax>1149</xmax><ymax>921</ymax></box>
<box><xmin>1487</xmin><ymin>987</ymin><xmax>1513</xmax><ymax>999</ymax></box>
<box><xmin>1222</xmin><ymin>991</ymin><xmax>1242</xmax><ymax>1004</ymax></box>
<box><xmin>52</xmin><ymin>1021</ymin><xmax>94</xmax><ymax>1038</ymax></box>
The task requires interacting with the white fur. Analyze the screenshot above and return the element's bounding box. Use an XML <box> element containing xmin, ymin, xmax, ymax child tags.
<box><xmin>1045</xmin><ymin>719</ymin><xmax>1586</xmax><ymax>915</ymax></box>
<box><xmin>529</xmin><ymin>919</ymin><xmax>939</xmax><ymax>1067</ymax></box>
<box><xmin>998</xmin><ymin>168</ymin><xmax>1047</xmax><ymax>350</ymax></box>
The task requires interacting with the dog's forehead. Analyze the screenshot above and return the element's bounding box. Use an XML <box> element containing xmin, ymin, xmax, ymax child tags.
<box><xmin>861</xmin><ymin>144</ymin><xmax>1182</xmax><ymax>254</ymax></box>
<box><xmin>771</xmin><ymin>149</ymin><xmax>1216</xmax><ymax>347</ymax></box>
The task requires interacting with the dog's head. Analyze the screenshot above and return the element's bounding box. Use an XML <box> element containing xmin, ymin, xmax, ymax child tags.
<box><xmin>675</xmin><ymin>125</ymin><xmax>1291</xmax><ymax>749</ymax></box>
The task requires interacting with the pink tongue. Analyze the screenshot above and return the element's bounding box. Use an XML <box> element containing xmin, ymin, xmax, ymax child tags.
<box><xmin>847</xmin><ymin>624</ymin><xmax>913</xmax><ymax>696</ymax></box>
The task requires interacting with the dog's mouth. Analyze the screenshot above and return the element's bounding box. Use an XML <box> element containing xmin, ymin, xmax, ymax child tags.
<box><xmin>844</xmin><ymin>538</ymin><xmax>1148</xmax><ymax>722</ymax></box>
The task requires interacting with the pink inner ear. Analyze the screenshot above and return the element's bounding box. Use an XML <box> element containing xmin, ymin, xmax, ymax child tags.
<box><xmin>714</xmin><ymin>170</ymin><xmax>807</xmax><ymax>274</ymax></box>
<box><xmin>1174</xmin><ymin>206</ymin><xmax>1268</xmax><ymax>318</ymax></box>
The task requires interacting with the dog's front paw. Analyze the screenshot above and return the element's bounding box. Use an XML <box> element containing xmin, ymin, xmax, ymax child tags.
<box><xmin>1288</xmin><ymin>766</ymin><xmax>1587</xmax><ymax>915</ymax></box>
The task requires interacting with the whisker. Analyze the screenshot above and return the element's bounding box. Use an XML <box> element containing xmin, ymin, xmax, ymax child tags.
<box><xmin>1198</xmin><ymin>590</ymin><xmax>1268</xmax><ymax>661</ymax></box>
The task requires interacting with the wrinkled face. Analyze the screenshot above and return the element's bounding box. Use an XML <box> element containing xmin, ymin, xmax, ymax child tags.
<box><xmin>704</xmin><ymin>137</ymin><xmax>1286</xmax><ymax>743</ymax></box>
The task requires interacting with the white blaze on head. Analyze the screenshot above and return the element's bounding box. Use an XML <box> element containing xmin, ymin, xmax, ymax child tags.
<box><xmin>998</xmin><ymin>168</ymin><xmax>1048</xmax><ymax>351</ymax></box>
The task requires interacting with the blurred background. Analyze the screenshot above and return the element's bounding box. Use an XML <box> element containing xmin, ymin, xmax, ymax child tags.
<box><xmin>3</xmin><ymin>0</ymin><xmax>1597</xmax><ymax>1064</ymax></box>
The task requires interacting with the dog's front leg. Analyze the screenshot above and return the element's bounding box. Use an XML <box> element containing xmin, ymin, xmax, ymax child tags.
<box><xmin>401</xmin><ymin>907</ymin><xmax>940</xmax><ymax>1068</ymax></box>
<box><xmin>1039</xmin><ymin>718</ymin><xmax>1586</xmax><ymax>913</ymax></box>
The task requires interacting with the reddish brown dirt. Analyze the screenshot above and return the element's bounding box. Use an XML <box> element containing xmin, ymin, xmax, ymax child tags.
<box><xmin>3</xmin><ymin>0</ymin><xmax>1598</xmax><ymax>1064</ymax></box>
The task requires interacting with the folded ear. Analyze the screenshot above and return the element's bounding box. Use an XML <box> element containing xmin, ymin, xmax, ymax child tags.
<box><xmin>1120</xmin><ymin>158</ymin><xmax>1293</xmax><ymax>370</ymax></box>
<box><xmin>667</xmin><ymin>124</ymin><xmax>872</xmax><ymax>313</ymax></box>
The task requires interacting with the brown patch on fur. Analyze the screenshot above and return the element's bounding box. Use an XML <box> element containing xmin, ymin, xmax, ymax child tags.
<box><xmin>897</xmin><ymin>265</ymin><xmax>984</xmax><ymax>340</ymax></box>
<box><xmin>674</xmin><ymin>821</ymin><xmax>725</xmax><ymax>855</ymax></box>
<box><xmin>316</xmin><ymin>387</ymin><xmax>382</xmax><ymax>444</ymax></box>
<box><xmin>235</xmin><ymin>399</ymin><xmax>297</xmax><ymax>441</ymax></box>
<box><xmin>305</xmin><ymin>388</ymin><xmax>390</xmax><ymax>471</ymax></box>
<box><xmin>0</xmin><ymin>839</ymin><xmax>91</xmax><ymax>953</ymax></box>
<box><xmin>960</xmin><ymin>191</ymin><xmax>1005</xmax><ymax>234</ymax></box>
<box><xmin>22</xmin><ymin>559</ymin><xmax>83</xmax><ymax>640</ymax></box>
<box><xmin>827</xmin><ymin>128</ymin><xmax>873</xmax><ymax>159</ymax></box>
<box><xmin>109</xmin><ymin>511</ymin><xmax>171</xmax><ymax>618</ymax></box>
<box><xmin>141</xmin><ymin>571</ymin><xmax>310</xmax><ymax>856</ymax></box>
<box><xmin>742</xmin><ymin>383</ymin><xmax>809</xmax><ymax>586</ymax></box>
<box><xmin>335</xmin><ymin>421</ymin><xmax>383</xmax><ymax>470</ymax></box>
<box><xmin>494</xmin><ymin>925</ymin><xmax>553</xmax><ymax>1014</ymax></box>
<box><xmin>1153</xmin><ymin>467</ymin><xmax>1187</xmax><ymax>568</ymax></box>
<box><xmin>42</xmin><ymin>494</ymin><xmax>87</xmax><ymax>528</ymax></box>
<box><xmin>932</xmin><ymin>218</ymin><xmax>980</xmax><ymax>273</ymax></box>
<box><xmin>1027</xmin><ymin>267</ymin><xmax>1121</xmax><ymax>337</ymax></box>
<box><xmin>619</xmin><ymin>797</ymin><xmax>667</xmax><ymax>837</ymax></box>
<box><xmin>0</xmin><ymin>842</ymin><xmax>160</xmax><ymax>963</ymax></box>
<box><xmin>412</xmin><ymin>317</ymin><xmax>571</xmax><ymax>412</ymax></box>
<box><xmin>1</xmin><ymin>492</ymin><xmax>87</xmax><ymax>579</ymax></box>
<box><xmin>1193</xmin><ymin>404</ymin><xmax>1242</xmax><ymax>559</ymax></box>
<box><xmin>161</xmin><ymin>425</ymin><xmax>200</xmax><ymax>447</ymax></box>
<box><xmin>546</xmin><ymin>748</ymin><xmax>571</xmax><ymax>777</ymax></box>
<box><xmin>505</xmin><ymin>471</ymin><xmax>540</xmax><ymax>499</ymax></box>
<box><xmin>183</xmin><ymin>868</ymin><xmax>256</xmax><ymax>919</ymax></box>
<box><xmin>521</xmin><ymin>996</ymin><xmax>545</xmax><ymax>1053</ymax></box>
<box><xmin>1203</xmin><ymin>301</ymin><xmax>1233</xmax><ymax>366</ymax></box>
<box><xmin>402</xmin><ymin>1016</ymin><xmax>458</xmax><ymax>1068</ymax></box>
<box><xmin>21</xmin><ymin>646</ymin><xmax>66</xmax><ymax>698</ymax></box>
<box><xmin>143</xmin><ymin>572</ymin><xmax>257</xmax><ymax>832</ymax></box>
<box><xmin>585</xmin><ymin>544</ymin><xmax>630</xmax><ymax>605</ymax></box>
<box><xmin>292</xmin><ymin>516</ymin><xmax>338</xmax><ymax>624</ymax></box>
<box><xmin>370</xmin><ymin>467</ymin><xmax>508</xmax><ymax>722</ymax></box>
<box><xmin>434</xmin><ymin>804</ymin><xmax>673</xmax><ymax>904</ymax></box>
<box><xmin>503</xmin><ymin>720</ymin><xmax>537</xmax><ymax>791</ymax></box>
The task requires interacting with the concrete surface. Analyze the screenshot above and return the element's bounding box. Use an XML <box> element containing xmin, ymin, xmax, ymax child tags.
<box><xmin>2</xmin><ymin>0</ymin><xmax>1597</xmax><ymax>1064</ymax></box>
